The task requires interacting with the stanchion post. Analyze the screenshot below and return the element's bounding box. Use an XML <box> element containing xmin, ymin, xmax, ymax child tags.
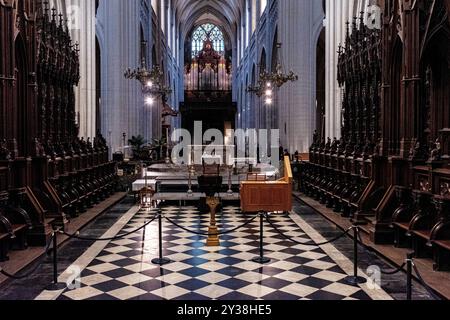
<box><xmin>252</xmin><ymin>212</ymin><xmax>271</xmax><ymax>264</ymax></box>
<box><xmin>406</xmin><ymin>253</ymin><xmax>413</xmax><ymax>301</ymax></box>
<box><xmin>151</xmin><ymin>210</ymin><xmax>171</xmax><ymax>266</ymax></box>
<box><xmin>45</xmin><ymin>227</ymin><xmax>67</xmax><ymax>291</ymax></box>
<box><xmin>344</xmin><ymin>225</ymin><xmax>367</xmax><ymax>286</ymax></box>
<box><xmin>141</xmin><ymin>218</ymin><xmax>146</xmax><ymax>252</ymax></box>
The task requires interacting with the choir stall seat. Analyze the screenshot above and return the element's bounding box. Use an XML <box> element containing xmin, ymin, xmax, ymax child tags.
<box><xmin>432</xmin><ymin>240</ymin><xmax>450</xmax><ymax>271</ymax></box>
<box><xmin>0</xmin><ymin>211</ymin><xmax>29</xmax><ymax>261</ymax></box>
<box><xmin>1</xmin><ymin>206</ymin><xmax>32</xmax><ymax>250</ymax></box>
<box><xmin>391</xmin><ymin>187</ymin><xmax>415</xmax><ymax>248</ymax></box>
<box><xmin>240</xmin><ymin>156</ymin><xmax>293</xmax><ymax>214</ymax></box>
<box><xmin>428</xmin><ymin>197</ymin><xmax>450</xmax><ymax>271</ymax></box>
<box><xmin>0</xmin><ymin>213</ymin><xmax>13</xmax><ymax>262</ymax></box>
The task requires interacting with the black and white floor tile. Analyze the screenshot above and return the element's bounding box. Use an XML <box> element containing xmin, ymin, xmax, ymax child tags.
<box><xmin>34</xmin><ymin>205</ymin><xmax>393</xmax><ymax>301</ymax></box>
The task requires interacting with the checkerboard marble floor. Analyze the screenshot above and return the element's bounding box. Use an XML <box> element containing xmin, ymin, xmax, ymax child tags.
<box><xmin>36</xmin><ymin>205</ymin><xmax>393</xmax><ymax>300</ymax></box>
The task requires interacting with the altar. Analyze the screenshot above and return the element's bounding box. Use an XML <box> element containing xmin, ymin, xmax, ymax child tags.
<box><xmin>132</xmin><ymin>161</ymin><xmax>279</xmax><ymax>203</ymax></box>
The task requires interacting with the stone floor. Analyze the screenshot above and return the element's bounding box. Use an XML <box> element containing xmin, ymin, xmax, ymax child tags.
<box><xmin>0</xmin><ymin>196</ymin><xmax>433</xmax><ymax>300</ymax></box>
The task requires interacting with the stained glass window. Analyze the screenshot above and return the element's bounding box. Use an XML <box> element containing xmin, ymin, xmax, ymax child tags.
<box><xmin>191</xmin><ymin>23</ymin><xmax>225</xmax><ymax>58</ymax></box>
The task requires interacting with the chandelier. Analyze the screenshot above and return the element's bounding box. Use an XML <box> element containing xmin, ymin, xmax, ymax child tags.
<box><xmin>124</xmin><ymin>41</ymin><xmax>172</xmax><ymax>106</ymax></box>
<box><xmin>247</xmin><ymin>43</ymin><xmax>298</xmax><ymax>104</ymax></box>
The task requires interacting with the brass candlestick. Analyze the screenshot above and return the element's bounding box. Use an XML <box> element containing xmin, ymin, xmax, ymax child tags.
<box><xmin>206</xmin><ymin>196</ymin><xmax>220</xmax><ymax>247</ymax></box>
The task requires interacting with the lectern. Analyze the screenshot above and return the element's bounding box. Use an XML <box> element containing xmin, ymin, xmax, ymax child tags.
<box><xmin>240</xmin><ymin>156</ymin><xmax>293</xmax><ymax>213</ymax></box>
<box><xmin>198</xmin><ymin>167</ymin><xmax>223</xmax><ymax>247</ymax></box>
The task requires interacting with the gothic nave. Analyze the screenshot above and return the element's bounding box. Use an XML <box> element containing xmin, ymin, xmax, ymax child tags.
<box><xmin>1</xmin><ymin>0</ymin><xmax>450</xmax><ymax>309</ymax></box>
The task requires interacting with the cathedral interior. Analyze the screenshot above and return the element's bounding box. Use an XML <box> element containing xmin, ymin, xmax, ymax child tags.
<box><xmin>0</xmin><ymin>0</ymin><xmax>450</xmax><ymax>303</ymax></box>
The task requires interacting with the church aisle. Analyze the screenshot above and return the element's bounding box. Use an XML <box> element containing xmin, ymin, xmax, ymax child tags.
<box><xmin>0</xmin><ymin>198</ymin><xmax>434</xmax><ymax>301</ymax></box>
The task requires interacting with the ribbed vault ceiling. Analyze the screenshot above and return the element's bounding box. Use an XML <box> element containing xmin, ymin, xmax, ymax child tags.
<box><xmin>174</xmin><ymin>0</ymin><xmax>242</xmax><ymax>41</ymax></box>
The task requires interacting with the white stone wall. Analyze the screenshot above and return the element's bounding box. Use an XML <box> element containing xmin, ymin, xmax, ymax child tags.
<box><xmin>68</xmin><ymin>0</ymin><xmax>97</xmax><ymax>139</ymax></box>
<box><xmin>234</xmin><ymin>0</ymin><xmax>378</xmax><ymax>152</ymax></box>
<box><xmin>235</xmin><ymin>0</ymin><xmax>324</xmax><ymax>154</ymax></box>
<box><xmin>278</xmin><ymin>0</ymin><xmax>324</xmax><ymax>153</ymax></box>
<box><xmin>96</xmin><ymin>0</ymin><xmax>142</xmax><ymax>155</ymax></box>
<box><xmin>94</xmin><ymin>0</ymin><xmax>180</xmax><ymax>156</ymax></box>
<box><xmin>49</xmin><ymin>0</ymin><xmax>378</xmax><ymax>156</ymax></box>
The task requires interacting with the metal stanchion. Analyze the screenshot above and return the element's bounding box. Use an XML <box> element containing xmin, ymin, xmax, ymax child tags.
<box><xmin>252</xmin><ymin>212</ymin><xmax>271</xmax><ymax>264</ymax></box>
<box><xmin>344</xmin><ymin>226</ymin><xmax>367</xmax><ymax>286</ymax></box>
<box><xmin>45</xmin><ymin>228</ymin><xmax>66</xmax><ymax>291</ymax></box>
<box><xmin>141</xmin><ymin>218</ymin><xmax>147</xmax><ymax>252</ymax></box>
<box><xmin>406</xmin><ymin>253</ymin><xmax>413</xmax><ymax>300</ymax></box>
<box><xmin>151</xmin><ymin>211</ymin><xmax>171</xmax><ymax>266</ymax></box>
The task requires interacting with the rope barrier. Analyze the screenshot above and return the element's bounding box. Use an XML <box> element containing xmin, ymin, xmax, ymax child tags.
<box><xmin>0</xmin><ymin>233</ymin><xmax>55</xmax><ymax>280</ymax></box>
<box><xmin>59</xmin><ymin>214</ymin><xmax>159</xmax><ymax>241</ymax></box>
<box><xmin>164</xmin><ymin>214</ymin><xmax>259</xmax><ymax>236</ymax></box>
<box><xmin>412</xmin><ymin>263</ymin><xmax>442</xmax><ymax>300</ymax></box>
<box><xmin>264</xmin><ymin>214</ymin><xmax>354</xmax><ymax>246</ymax></box>
<box><xmin>355</xmin><ymin>227</ymin><xmax>408</xmax><ymax>276</ymax></box>
<box><xmin>379</xmin><ymin>263</ymin><xmax>407</xmax><ymax>275</ymax></box>
<box><xmin>1</xmin><ymin>204</ymin><xmax>443</xmax><ymax>301</ymax></box>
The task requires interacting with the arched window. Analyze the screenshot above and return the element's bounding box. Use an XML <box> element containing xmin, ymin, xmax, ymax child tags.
<box><xmin>191</xmin><ymin>23</ymin><xmax>225</xmax><ymax>58</ymax></box>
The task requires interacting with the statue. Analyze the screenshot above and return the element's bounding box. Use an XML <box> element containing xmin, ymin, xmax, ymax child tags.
<box><xmin>65</xmin><ymin>141</ymin><xmax>75</xmax><ymax>156</ymax></box>
<box><xmin>352</xmin><ymin>143</ymin><xmax>361</xmax><ymax>158</ymax></box>
<box><xmin>72</xmin><ymin>137</ymin><xmax>81</xmax><ymax>154</ymax></box>
<box><xmin>312</xmin><ymin>130</ymin><xmax>319</xmax><ymax>147</ymax></box>
<box><xmin>338</xmin><ymin>138</ymin><xmax>346</xmax><ymax>154</ymax></box>
<box><xmin>409</xmin><ymin>138</ymin><xmax>422</xmax><ymax>160</ymax></box>
<box><xmin>55</xmin><ymin>140</ymin><xmax>66</xmax><ymax>157</ymax></box>
<box><xmin>0</xmin><ymin>139</ymin><xmax>11</xmax><ymax>161</ymax></box>
<box><xmin>45</xmin><ymin>139</ymin><xmax>56</xmax><ymax>158</ymax></box>
<box><xmin>430</xmin><ymin>138</ymin><xmax>442</xmax><ymax>162</ymax></box>
<box><xmin>80</xmin><ymin>137</ymin><xmax>87</xmax><ymax>153</ymax></box>
<box><xmin>373</xmin><ymin>138</ymin><xmax>382</xmax><ymax>157</ymax></box>
<box><xmin>161</xmin><ymin>94</ymin><xmax>179</xmax><ymax>118</ymax></box>
<box><xmin>325</xmin><ymin>137</ymin><xmax>332</xmax><ymax>151</ymax></box>
<box><xmin>87</xmin><ymin>137</ymin><xmax>93</xmax><ymax>149</ymax></box>
<box><xmin>34</xmin><ymin>138</ymin><xmax>46</xmax><ymax>157</ymax></box>
<box><xmin>331</xmin><ymin>137</ymin><xmax>339</xmax><ymax>153</ymax></box>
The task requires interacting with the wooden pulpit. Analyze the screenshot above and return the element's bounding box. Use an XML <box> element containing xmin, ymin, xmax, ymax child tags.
<box><xmin>240</xmin><ymin>156</ymin><xmax>293</xmax><ymax>213</ymax></box>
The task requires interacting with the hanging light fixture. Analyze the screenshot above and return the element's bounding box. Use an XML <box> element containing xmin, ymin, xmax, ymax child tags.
<box><xmin>247</xmin><ymin>43</ymin><xmax>298</xmax><ymax>101</ymax></box>
<box><xmin>124</xmin><ymin>40</ymin><xmax>172</xmax><ymax>101</ymax></box>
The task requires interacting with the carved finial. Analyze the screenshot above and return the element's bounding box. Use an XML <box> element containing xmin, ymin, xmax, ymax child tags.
<box><xmin>44</xmin><ymin>1</ymin><xmax>49</xmax><ymax>16</ymax></box>
<box><xmin>360</xmin><ymin>11</ymin><xmax>365</xmax><ymax>26</ymax></box>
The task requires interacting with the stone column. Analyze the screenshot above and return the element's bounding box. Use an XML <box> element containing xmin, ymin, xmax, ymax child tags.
<box><xmin>277</xmin><ymin>0</ymin><xmax>323</xmax><ymax>153</ymax></box>
<box><xmin>97</xmin><ymin>0</ymin><xmax>142</xmax><ymax>156</ymax></box>
<box><xmin>67</xmin><ymin>0</ymin><xmax>97</xmax><ymax>139</ymax></box>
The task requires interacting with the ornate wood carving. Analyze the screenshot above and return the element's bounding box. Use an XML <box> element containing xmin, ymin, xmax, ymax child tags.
<box><xmin>303</xmin><ymin>0</ymin><xmax>450</xmax><ymax>270</ymax></box>
<box><xmin>0</xmin><ymin>1</ymin><xmax>117</xmax><ymax>250</ymax></box>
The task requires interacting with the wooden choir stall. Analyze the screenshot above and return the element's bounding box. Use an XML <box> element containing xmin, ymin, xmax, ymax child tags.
<box><xmin>300</xmin><ymin>2</ymin><xmax>450</xmax><ymax>271</ymax></box>
<box><xmin>0</xmin><ymin>2</ymin><xmax>117</xmax><ymax>262</ymax></box>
